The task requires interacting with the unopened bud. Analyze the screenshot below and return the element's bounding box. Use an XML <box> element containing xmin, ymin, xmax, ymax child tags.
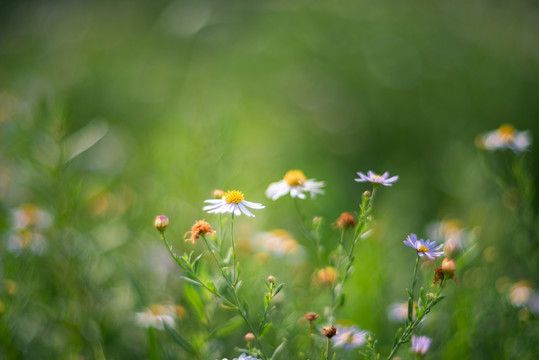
<box><xmin>305</xmin><ymin>312</ymin><xmax>319</xmax><ymax>322</ymax></box>
<box><xmin>154</xmin><ymin>215</ymin><xmax>169</xmax><ymax>232</ymax></box>
<box><xmin>363</xmin><ymin>190</ymin><xmax>371</xmax><ymax>198</ymax></box>
<box><xmin>267</xmin><ymin>275</ymin><xmax>276</xmax><ymax>284</ymax></box>
<box><xmin>441</xmin><ymin>258</ymin><xmax>456</xmax><ymax>276</ymax></box>
<box><xmin>322</xmin><ymin>325</ymin><xmax>337</xmax><ymax>338</ymax></box>
<box><xmin>334</xmin><ymin>212</ymin><xmax>356</xmax><ymax>229</ymax></box>
<box><xmin>212</xmin><ymin>189</ymin><xmax>225</xmax><ymax>199</ymax></box>
<box><xmin>313</xmin><ymin>217</ymin><xmax>323</xmax><ymax>227</ymax></box>
<box><xmin>244</xmin><ymin>332</ymin><xmax>255</xmax><ymax>342</ymax></box>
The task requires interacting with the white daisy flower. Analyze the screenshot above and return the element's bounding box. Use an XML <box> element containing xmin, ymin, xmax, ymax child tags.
<box><xmin>203</xmin><ymin>190</ymin><xmax>264</xmax><ymax>217</ymax></box>
<box><xmin>222</xmin><ymin>354</ymin><xmax>261</xmax><ymax>360</ymax></box>
<box><xmin>332</xmin><ymin>325</ymin><xmax>369</xmax><ymax>350</ymax></box>
<box><xmin>265</xmin><ymin>170</ymin><xmax>324</xmax><ymax>200</ymax></box>
<box><xmin>411</xmin><ymin>335</ymin><xmax>432</xmax><ymax>356</ymax></box>
<box><xmin>135</xmin><ymin>304</ymin><xmax>177</xmax><ymax>330</ymax></box>
<box><xmin>403</xmin><ymin>233</ymin><xmax>444</xmax><ymax>260</ymax></box>
<box><xmin>477</xmin><ymin>124</ymin><xmax>532</xmax><ymax>152</ymax></box>
<box><xmin>355</xmin><ymin>171</ymin><xmax>399</xmax><ymax>187</ymax></box>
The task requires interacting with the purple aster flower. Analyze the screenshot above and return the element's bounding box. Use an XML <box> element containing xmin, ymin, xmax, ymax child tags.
<box><xmin>332</xmin><ymin>325</ymin><xmax>368</xmax><ymax>350</ymax></box>
<box><xmin>411</xmin><ymin>335</ymin><xmax>432</xmax><ymax>356</ymax></box>
<box><xmin>355</xmin><ymin>171</ymin><xmax>399</xmax><ymax>186</ymax></box>
<box><xmin>403</xmin><ymin>234</ymin><xmax>444</xmax><ymax>260</ymax></box>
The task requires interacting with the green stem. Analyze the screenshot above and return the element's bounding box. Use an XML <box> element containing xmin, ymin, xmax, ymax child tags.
<box><xmin>161</xmin><ymin>232</ymin><xmax>235</xmax><ymax>307</ymax></box>
<box><xmin>201</xmin><ymin>235</ymin><xmax>268</xmax><ymax>360</ymax></box>
<box><xmin>409</xmin><ymin>256</ymin><xmax>420</xmax><ymax>322</ymax></box>
<box><xmin>326</xmin><ymin>337</ymin><xmax>331</xmax><ymax>360</ymax></box>
<box><xmin>231</xmin><ymin>214</ymin><xmax>237</xmax><ymax>284</ymax></box>
<box><xmin>386</xmin><ymin>279</ymin><xmax>446</xmax><ymax>360</ymax></box>
<box><xmin>293</xmin><ymin>197</ymin><xmax>321</xmax><ymax>265</ymax></box>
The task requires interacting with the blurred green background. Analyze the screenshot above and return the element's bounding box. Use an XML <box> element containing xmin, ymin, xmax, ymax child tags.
<box><xmin>0</xmin><ymin>0</ymin><xmax>538</xmax><ymax>359</ymax></box>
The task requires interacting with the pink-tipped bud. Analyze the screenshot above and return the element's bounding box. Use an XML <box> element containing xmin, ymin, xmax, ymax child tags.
<box><xmin>267</xmin><ymin>275</ymin><xmax>276</xmax><ymax>284</ymax></box>
<box><xmin>212</xmin><ymin>189</ymin><xmax>225</xmax><ymax>199</ymax></box>
<box><xmin>244</xmin><ymin>332</ymin><xmax>255</xmax><ymax>342</ymax></box>
<box><xmin>154</xmin><ymin>215</ymin><xmax>169</xmax><ymax>232</ymax></box>
<box><xmin>441</xmin><ymin>258</ymin><xmax>456</xmax><ymax>276</ymax></box>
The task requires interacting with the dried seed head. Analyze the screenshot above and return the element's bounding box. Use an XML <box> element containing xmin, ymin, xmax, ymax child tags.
<box><xmin>334</xmin><ymin>212</ymin><xmax>356</xmax><ymax>229</ymax></box>
<box><xmin>305</xmin><ymin>312</ymin><xmax>319</xmax><ymax>322</ymax></box>
<box><xmin>184</xmin><ymin>220</ymin><xmax>216</xmax><ymax>245</ymax></box>
<box><xmin>154</xmin><ymin>215</ymin><xmax>169</xmax><ymax>232</ymax></box>
<box><xmin>322</xmin><ymin>325</ymin><xmax>337</xmax><ymax>338</ymax></box>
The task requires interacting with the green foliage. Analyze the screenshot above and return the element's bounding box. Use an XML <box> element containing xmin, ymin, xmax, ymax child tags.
<box><xmin>0</xmin><ymin>0</ymin><xmax>538</xmax><ymax>359</ymax></box>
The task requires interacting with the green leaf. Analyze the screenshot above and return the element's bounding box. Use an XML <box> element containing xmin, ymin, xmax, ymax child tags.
<box><xmin>270</xmin><ymin>339</ymin><xmax>287</xmax><ymax>360</ymax></box>
<box><xmin>184</xmin><ymin>282</ymin><xmax>205</xmax><ymax>318</ymax></box>
<box><xmin>182</xmin><ymin>276</ymin><xmax>202</xmax><ymax>287</ymax></box>
<box><xmin>212</xmin><ymin>315</ymin><xmax>244</xmax><ymax>337</ymax></box>
<box><xmin>392</xmin><ymin>327</ymin><xmax>403</xmax><ymax>347</ymax></box>
<box><xmin>260</xmin><ymin>322</ymin><xmax>273</xmax><ymax>337</ymax></box>
<box><xmin>420</xmin><ymin>287</ymin><xmax>427</xmax><ymax>309</ymax></box>
<box><xmin>273</xmin><ymin>283</ymin><xmax>284</xmax><ymax>297</ymax></box>
<box><xmin>163</xmin><ymin>322</ymin><xmax>197</xmax><ymax>355</ymax></box>
<box><xmin>193</xmin><ymin>253</ymin><xmax>203</xmax><ymax>273</ymax></box>
<box><xmin>147</xmin><ymin>327</ymin><xmax>161</xmax><ymax>360</ymax></box>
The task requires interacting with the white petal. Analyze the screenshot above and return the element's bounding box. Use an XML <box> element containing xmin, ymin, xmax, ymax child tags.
<box><xmin>238</xmin><ymin>202</ymin><xmax>254</xmax><ymax>217</ymax></box>
<box><xmin>242</xmin><ymin>200</ymin><xmax>265</xmax><ymax>209</ymax></box>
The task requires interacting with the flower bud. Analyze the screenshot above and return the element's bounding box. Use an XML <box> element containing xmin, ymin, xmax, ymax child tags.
<box><xmin>244</xmin><ymin>332</ymin><xmax>255</xmax><ymax>342</ymax></box>
<box><xmin>362</xmin><ymin>190</ymin><xmax>371</xmax><ymax>199</ymax></box>
<box><xmin>154</xmin><ymin>215</ymin><xmax>169</xmax><ymax>232</ymax></box>
<box><xmin>322</xmin><ymin>325</ymin><xmax>337</xmax><ymax>338</ymax></box>
<box><xmin>334</xmin><ymin>212</ymin><xmax>356</xmax><ymax>229</ymax></box>
<box><xmin>316</xmin><ymin>267</ymin><xmax>337</xmax><ymax>285</ymax></box>
<box><xmin>212</xmin><ymin>189</ymin><xmax>225</xmax><ymax>199</ymax></box>
<box><xmin>267</xmin><ymin>275</ymin><xmax>276</xmax><ymax>284</ymax></box>
<box><xmin>304</xmin><ymin>312</ymin><xmax>319</xmax><ymax>322</ymax></box>
<box><xmin>441</xmin><ymin>258</ymin><xmax>456</xmax><ymax>276</ymax></box>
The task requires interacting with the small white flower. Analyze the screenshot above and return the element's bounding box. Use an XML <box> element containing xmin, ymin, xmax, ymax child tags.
<box><xmin>388</xmin><ymin>301</ymin><xmax>411</xmax><ymax>322</ymax></box>
<box><xmin>411</xmin><ymin>335</ymin><xmax>432</xmax><ymax>356</ymax></box>
<box><xmin>222</xmin><ymin>354</ymin><xmax>261</xmax><ymax>360</ymax></box>
<box><xmin>355</xmin><ymin>171</ymin><xmax>399</xmax><ymax>187</ymax></box>
<box><xmin>251</xmin><ymin>229</ymin><xmax>301</xmax><ymax>258</ymax></box>
<box><xmin>135</xmin><ymin>304</ymin><xmax>176</xmax><ymax>330</ymax></box>
<box><xmin>203</xmin><ymin>190</ymin><xmax>264</xmax><ymax>217</ymax></box>
<box><xmin>477</xmin><ymin>124</ymin><xmax>532</xmax><ymax>152</ymax></box>
<box><xmin>403</xmin><ymin>234</ymin><xmax>444</xmax><ymax>260</ymax></box>
<box><xmin>332</xmin><ymin>325</ymin><xmax>369</xmax><ymax>350</ymax></box>
<box><xmin>265</xmin><ymin>170</ymin><xmax>324</xmax><ymax>200</ymax></box>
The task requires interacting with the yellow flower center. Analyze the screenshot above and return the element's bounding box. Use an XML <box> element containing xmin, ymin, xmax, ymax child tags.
<box><xmin>418</xmin><ymin>245</ymin><xmax>429</xmax><ymax>253</ymax></box>
<box><xmin>224</xmin><ymin>190</ymin><xmax>244</xmax><ymax>204</ymax></box>
<box><xmin>284</xmin><ymin>170</ymin><xmax>307</xmax><ymax>186</ymax></box>
<box><xmin>497</xmin><ymin>124</ymin><xmax>515</xmax><ymax>143</ymax></box>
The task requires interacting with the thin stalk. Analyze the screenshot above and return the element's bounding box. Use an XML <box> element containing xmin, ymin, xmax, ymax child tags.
<box><xmin>293</xmin><ymin>197</ymin><xmax>321</xmax><ymax>265</ymax></box>
<box><xmin>326</xmin><ymin>338</ymin><xmax>331</xmax><ymax>360</ymax></box>
<box><xmin>409</xmin><ymin>256</ymin><xmax>420</xmax><ymax>322</ymax></box>
<box><xmin>201</xmin><ymin>234</ymin><xmax>268</xmax><ymax>360</ymax></box>
<box><xmin>161</xmin><ymin>232</ymin><xmax>235</xmax><ymax>307</ymax></box>
<box><xmin>386</xmin><ymin>279</ymin><xmax>446</xmax><ymax>360</ymax></box>
<box><xmin>231</xmin><ymin>214</ymin><xmax>237</xmax><ymax>284</ymax></box>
